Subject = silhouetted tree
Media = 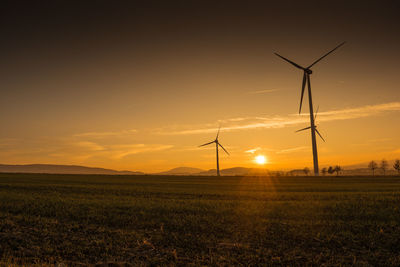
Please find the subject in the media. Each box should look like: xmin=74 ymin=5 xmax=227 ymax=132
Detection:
xmin=303 ymin=167 xmax=310 ymax=176
xmin=328 ymin=166 xmax=334 ymax=175
xmin=380 ymin=159 xmax=388 ymax=176
xmin=321 ymin=167 xmax=327 ymax=176
xmin=368 ymin=161 xmax=378 ymax=176
xmin=394 ymin=159 xmax=400 ymax=175
xmin=334 ymin=165 xmax=342 ymax=176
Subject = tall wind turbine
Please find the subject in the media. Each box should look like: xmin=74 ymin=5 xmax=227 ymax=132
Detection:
xmin=275 ymin=42 xmax=345 ymax=176
xmin=199 ymin=126 xmax=229 ymax=176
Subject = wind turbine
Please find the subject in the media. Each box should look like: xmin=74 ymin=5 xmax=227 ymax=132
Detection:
xmin=275 ymin=42 xmax=345 ymax=176
xmin=199 ymin=126 xmax=229 ymax=176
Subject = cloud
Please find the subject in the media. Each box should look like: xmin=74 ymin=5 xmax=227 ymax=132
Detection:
xmin=276 ymin=146 xmax=309 ymax=154
xmin=245 ymin=147 xmax=261 ymax=154
xmin=247 ymin=89 xmax=279 ymax=94
xmin=74 ymin=129 xmax=137 ymax=138
xmin=158 ymin=102 xmax=400 ymax=135
xmin=308 ymin=102 xmax=400 ymax=121
xmin=0 ymin=138 xmax=20 ymax=147
xmin=74 ymin=141 xmax=105 ymax=151
xmin=67 ymin=143 xmax=174 ymax=160
xmin=159 ymin=117 xmax=306 ymax=135
xmin=0 ymin=136 xmax=173 ymax=164
xmin=392 ymin=148 xmax=400 ymax=154
xmin=111 ymin=144 xmax=173 ymax=159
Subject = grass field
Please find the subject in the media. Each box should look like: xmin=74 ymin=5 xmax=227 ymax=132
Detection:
xmin=1 ymin=173 xmax=400 ymax=266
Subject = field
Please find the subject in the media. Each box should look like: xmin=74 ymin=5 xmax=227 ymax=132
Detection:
xmin=1 ymin=173 xmax=400 ymax=266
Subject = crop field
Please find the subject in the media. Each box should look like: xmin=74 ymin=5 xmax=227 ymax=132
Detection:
xmin=1 ymin=173 xmax=400 ymax=266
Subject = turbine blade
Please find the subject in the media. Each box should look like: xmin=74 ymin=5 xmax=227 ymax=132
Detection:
xmin=295 ymin=126 xmax=311 ymax=132
xmin=315 ymin=129 xmax=326 ymax=142
xmin=216 ymin=125 xmax=221 ymax=139
xmin=315 ymin=105 xmax=319 ymax=121
xmin=218 ymin=143 xmax=230 ymax=155
xmin=299 ymin=72 xmax=306 ymax=114
xmin=307 ymin=42 xmax=346 ymax=69
xmin=199 ymin=141 xmax=215 ymax=147
xmin=274 ymin=53 xmax=305 ymax=70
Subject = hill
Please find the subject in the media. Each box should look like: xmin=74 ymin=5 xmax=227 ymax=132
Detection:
xmin=0 ymin=164 xmax=143 ymax=175
xmin=155 ymin=167 xmax=205 ymax=175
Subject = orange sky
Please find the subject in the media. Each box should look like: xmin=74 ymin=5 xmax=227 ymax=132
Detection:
xmin=1 ymin=1 xmax=399 ymax=172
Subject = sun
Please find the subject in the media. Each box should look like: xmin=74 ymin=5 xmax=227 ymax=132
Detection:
xmin=255 ymin=155 xmax=267 ymax=165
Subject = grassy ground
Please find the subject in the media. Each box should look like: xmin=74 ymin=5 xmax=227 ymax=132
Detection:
xmin=0 ymin=173 xmax=400 ymax=266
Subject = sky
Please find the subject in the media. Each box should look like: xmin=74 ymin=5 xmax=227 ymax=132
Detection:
xmin=1 ymin=0 xmax=400 ymax=172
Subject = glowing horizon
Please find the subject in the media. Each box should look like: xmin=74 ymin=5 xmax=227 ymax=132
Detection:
xmin=1 ymin=100 xmax=399 ymax=172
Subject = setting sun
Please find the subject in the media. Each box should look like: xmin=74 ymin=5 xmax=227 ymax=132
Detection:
xmin=255 ymin=155 xmax=267 ymax=165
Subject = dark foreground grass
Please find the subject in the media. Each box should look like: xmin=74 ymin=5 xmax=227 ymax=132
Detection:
xmin=1 ymin=173 xmax=400 ymax=266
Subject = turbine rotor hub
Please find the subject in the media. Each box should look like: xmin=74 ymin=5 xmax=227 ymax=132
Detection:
xmin=306 ymin=69 xmax=313 ymax=74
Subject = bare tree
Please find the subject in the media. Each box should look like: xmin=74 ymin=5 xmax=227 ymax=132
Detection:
xmin=321 ymin=167 xmax=327 ymax=176
xmin=394 ymin=159 xmax=400 ymax=175
xmin=368 ymin=161 xmax=378 ymax=176
xmin=303 ymin=167 xmax=310 ymax=176
xmin=381 ymin=159 xmax=388 ymax=176
xmin=334 ymin=165 xmax=342 ymax=176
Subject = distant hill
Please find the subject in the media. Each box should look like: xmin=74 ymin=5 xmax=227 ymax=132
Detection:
xmin=1 ymin=163 xmax=398 ymax=177
xmin=155 ymin=167 xmax=205 ymax=175
xmin=0 ymin=164 xmax=143 ymax=175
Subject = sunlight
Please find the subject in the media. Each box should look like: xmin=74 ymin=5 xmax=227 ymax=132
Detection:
xmin=255 ymin=155 xmax=267 ymax=165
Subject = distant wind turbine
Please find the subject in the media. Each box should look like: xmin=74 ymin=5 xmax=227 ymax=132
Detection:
xmin=199 ymin=126 xmax=229 ymax=176
xmin=275 ymin=42 xmax=345 ymax=176
xmin=296 ymin=106 xmax=325 ymax=142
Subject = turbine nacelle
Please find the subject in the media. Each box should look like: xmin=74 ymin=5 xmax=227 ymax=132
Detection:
xmin=275 ymin=42 xmax=345 ymax=114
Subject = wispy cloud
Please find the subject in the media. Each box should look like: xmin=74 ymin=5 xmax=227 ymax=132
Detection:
xmin=71 ymin=143 xmax=174 ymax=160
xmin=276 ymin=146 xmax=309 ymax=154
xmin=392 ymin=148 xmax=400 ymax=154
xmin=308 ymin=102 xmax=400 ymax=121
xmin=74 ymin=141 xmax=105 ymax=151
xmin=245 ymin=147 xmax=261 ymax=154
xmin=247 ymin=89 xmax=279 ymax=94
xmin=74 ymin=129 xmax=137 ymax=138
xmin=0 ymin=138 xmax=19 ymax=147
xmin=0 ymin=137 xmax=173 ymax=164
xmin=158 ymin=102 xmax=400 ymax=135
xmin=111 ymin=144 xmax=173 ymax=159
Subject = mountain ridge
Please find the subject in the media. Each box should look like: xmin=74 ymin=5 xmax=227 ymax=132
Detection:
xmin=154 ymin=167 xmax=205 ymax=175
xmin=1 ymin=162 xmax=399 ymax=176
xmin=0 ymin=164 xmax=143 ymax=175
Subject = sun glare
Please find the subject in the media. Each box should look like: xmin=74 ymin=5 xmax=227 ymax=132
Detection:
xmin=255 ymin=155 xmax=267 ymax=165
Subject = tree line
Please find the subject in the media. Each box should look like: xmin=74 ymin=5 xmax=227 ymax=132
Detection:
xmin=303 ymin=166 xmax=342 ymax=176
xmin=300 ymin=159 xmax=400 ymax=176
xmin=368 ymin=159 xmax=400 ymax=176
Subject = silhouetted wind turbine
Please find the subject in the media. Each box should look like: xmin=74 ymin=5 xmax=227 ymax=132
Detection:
xmin=275 ymin=42 xmax=345 ymax=176
xmin=199 ymin=126 xmax=229 ymax=176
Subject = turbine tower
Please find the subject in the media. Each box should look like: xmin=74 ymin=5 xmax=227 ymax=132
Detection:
xmin=275 ymin=42 xmax=345 ymax=176
xmin=199 ymin=126 xmax=229 ymax=176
